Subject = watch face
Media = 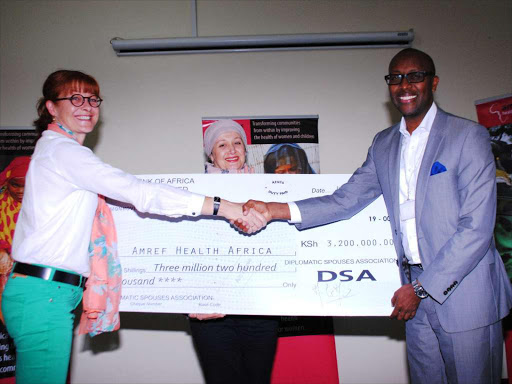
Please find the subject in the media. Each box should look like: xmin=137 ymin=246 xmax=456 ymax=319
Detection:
xmin=413 ymin=280 xmax=428 ymax=299
xmin=416 ymin=286 xmax=428 ymax=299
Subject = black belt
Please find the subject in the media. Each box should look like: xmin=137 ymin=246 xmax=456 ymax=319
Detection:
xmin=13 ymin=262 xmax=86 ymax=288
xmin=410 ymin=263 xmax=423 ymax=270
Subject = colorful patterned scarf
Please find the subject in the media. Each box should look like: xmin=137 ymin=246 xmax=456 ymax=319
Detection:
xmin=47 ymin=123 xmax=122 ymax=336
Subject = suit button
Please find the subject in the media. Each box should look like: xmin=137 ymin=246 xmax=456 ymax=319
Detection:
xmin=454 ymin=281 xmax=458 ymax=285
xmin=444 ymin=291 xmax=448 ymax=295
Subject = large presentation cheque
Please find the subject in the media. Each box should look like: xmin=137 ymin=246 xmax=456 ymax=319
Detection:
xmin=114 ymin=174 xmax=400 ymax=316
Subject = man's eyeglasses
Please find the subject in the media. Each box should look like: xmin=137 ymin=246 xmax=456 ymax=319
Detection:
xmin=384 ymin=71 xmax=434 ymax=85
xmin=55 ymin=94 xmax=103 ymax=108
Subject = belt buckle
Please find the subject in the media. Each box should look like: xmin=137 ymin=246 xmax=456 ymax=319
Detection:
xmin=41 ymin=268 xmax=52 ymax=281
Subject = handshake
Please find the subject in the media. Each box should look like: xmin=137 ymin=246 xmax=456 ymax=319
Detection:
xmin=213 ymin=198 xmax=290 ymax=234
xmin=190 ymin=197 xmax=289 ymax=321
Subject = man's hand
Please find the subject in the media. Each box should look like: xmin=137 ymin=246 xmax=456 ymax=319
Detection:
xmin=232 ymin=208 xmax=268 ymax=233
xmin=218 ymin=200 xmax=267 ymax=234
xmin=390 ymin=284 xmax=421 ymax=321
xmin=189 ymin=313 xmax=226 ymax=321
xmin=243 ymin=200 xmax=273 ymax=222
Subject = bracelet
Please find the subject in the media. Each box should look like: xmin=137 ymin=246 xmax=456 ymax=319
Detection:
xmin=213 ymin=196 xmax=221 ymax=216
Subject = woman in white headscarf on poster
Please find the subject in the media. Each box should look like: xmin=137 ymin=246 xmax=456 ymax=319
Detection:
xmin=203 ymin=119 xmax=254 ymax=174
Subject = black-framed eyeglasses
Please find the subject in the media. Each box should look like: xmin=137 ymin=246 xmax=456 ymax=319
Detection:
xmin=55 ymin=94 xmax=103 ymax=108
xmin=384 ymin=71 xmax=434 ymax=85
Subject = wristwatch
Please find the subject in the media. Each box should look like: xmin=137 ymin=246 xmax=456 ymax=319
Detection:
xmin=212 ymin=196 xmax=221 ymax=216
xmin=412 ymin=279 xmax=428 ymax=299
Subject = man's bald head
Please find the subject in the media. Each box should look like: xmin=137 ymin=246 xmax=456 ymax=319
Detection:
xmin=389 ymin=48 xmax=436 ymax=75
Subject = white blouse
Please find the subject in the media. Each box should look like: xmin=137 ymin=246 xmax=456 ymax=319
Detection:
xmin=12 ymin=130 xmax=205 ymax=276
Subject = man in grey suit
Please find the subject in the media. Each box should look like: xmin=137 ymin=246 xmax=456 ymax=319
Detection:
xmin=243 ymin=48 xmax=512 ymax=383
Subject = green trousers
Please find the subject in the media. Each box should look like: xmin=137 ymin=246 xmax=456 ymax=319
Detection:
xmin=2 ymin=272 xmax=83 ymax=384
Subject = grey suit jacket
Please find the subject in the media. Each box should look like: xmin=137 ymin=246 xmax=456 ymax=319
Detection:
xmin=296 ymin=108 xmax=512 ymax=333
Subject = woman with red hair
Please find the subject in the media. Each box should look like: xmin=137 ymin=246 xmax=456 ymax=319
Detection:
xmin=2 ymin=70 xmax=265 ymax=384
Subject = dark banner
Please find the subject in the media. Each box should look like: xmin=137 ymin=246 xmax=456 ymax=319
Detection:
xmin=0 ymin=129 xmax=37 ymax=170
xmin=0 ymin=127 xmax=36 ymax=379
xmin=277 ymin=316 xmax=334 ymax=337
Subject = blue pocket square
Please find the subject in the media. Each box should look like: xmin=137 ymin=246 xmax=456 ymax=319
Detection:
xmin=430 ymin=161 xmax=447 ymax=176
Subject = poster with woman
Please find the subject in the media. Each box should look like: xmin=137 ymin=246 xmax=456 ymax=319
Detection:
xmin=201 ymin=116 xmax=339 ymax=384
xmin=202 ymin=116 xmax=320 ymax=175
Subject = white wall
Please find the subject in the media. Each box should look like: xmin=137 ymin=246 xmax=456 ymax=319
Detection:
xmin=1 ymin=1 xmax=511 ymax=383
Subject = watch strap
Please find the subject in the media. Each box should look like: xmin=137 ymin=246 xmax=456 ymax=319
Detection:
xmin=213 ymin=196 xmax=221 ymax=216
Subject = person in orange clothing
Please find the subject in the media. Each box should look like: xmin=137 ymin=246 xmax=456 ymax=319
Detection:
xmin=0 ymin=156 xmax=31 ymax=323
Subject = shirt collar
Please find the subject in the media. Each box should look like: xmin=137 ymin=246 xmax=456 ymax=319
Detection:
xmin=399 ymin=102 xmax=438 ymax=137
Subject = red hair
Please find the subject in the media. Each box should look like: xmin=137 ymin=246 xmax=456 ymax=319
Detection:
xmin=34 ymin=70 xmax=101 ymax=133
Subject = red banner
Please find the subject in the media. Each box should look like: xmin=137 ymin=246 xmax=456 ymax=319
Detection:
xmin=475 ymin=94 xmax=512 ymax=128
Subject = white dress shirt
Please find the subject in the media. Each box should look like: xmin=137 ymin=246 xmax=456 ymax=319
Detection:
xmin=399 ymin=102 xmax=437 ymax=264
xmin=288 ymin=103 xmax=438 ymax=265
xmin=12 ymin=130 xmax=205 ymax=276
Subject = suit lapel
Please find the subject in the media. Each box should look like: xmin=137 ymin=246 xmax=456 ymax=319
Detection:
xmin=388 ymin=125 xmax=402 ymax=229
xmin=415 ymin=109 xmax=447 ymax=223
